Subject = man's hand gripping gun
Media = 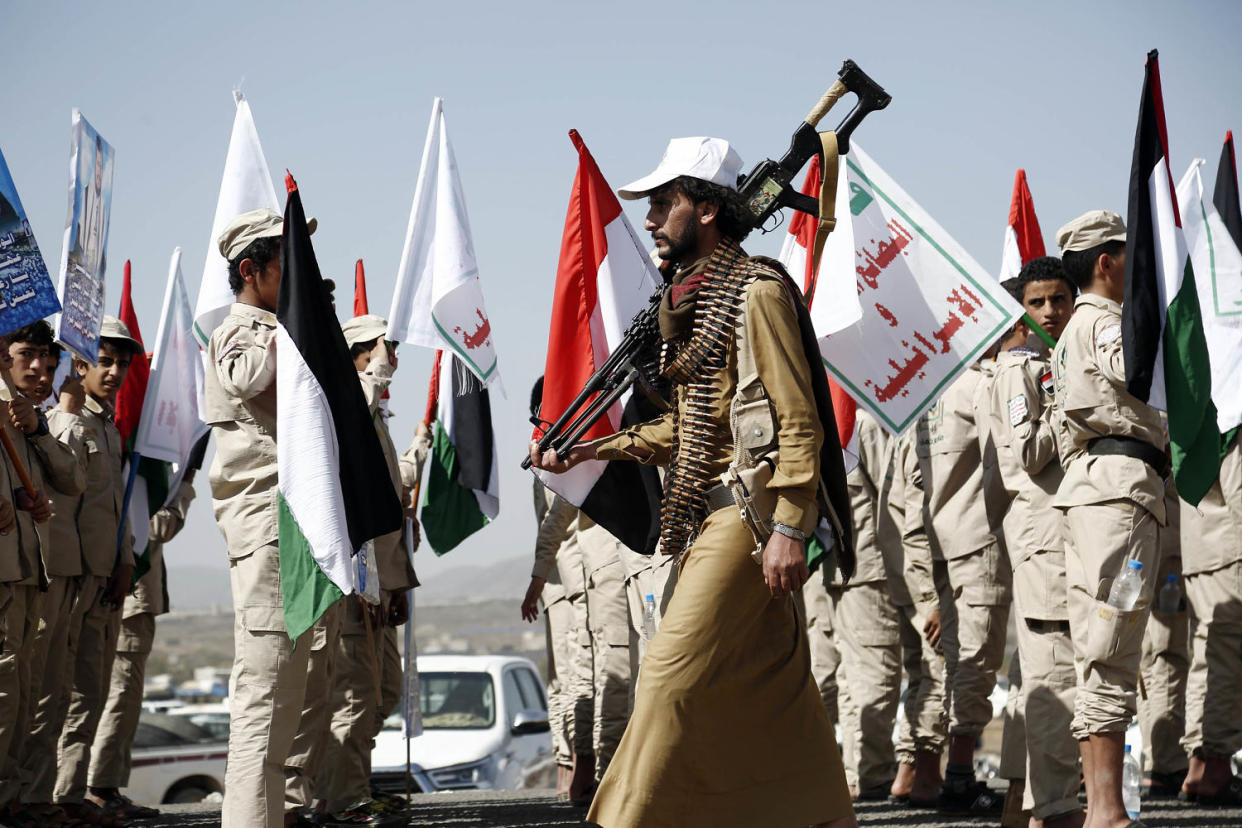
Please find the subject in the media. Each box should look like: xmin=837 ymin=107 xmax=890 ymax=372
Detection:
xmin=521 ymin=59 xmax=891 ymax=469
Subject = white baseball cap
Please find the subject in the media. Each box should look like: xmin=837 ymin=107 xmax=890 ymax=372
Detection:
xmin=618 ymin=137 xmax=744 ymax=201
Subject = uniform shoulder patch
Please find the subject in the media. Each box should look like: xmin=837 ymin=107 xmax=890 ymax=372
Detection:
xmin=1095 ymin=323 xmax=1122 ymax=348
xmin=1007 ymin=394 xmax=1030 ymax=427
xmin=1040 ymin=370 xmax=1054 ymax=396
xmin=1009 ymin=346 xmax=1038 ymax=358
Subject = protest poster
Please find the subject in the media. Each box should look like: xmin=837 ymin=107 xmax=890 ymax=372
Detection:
xmin=818 ymin=144 xmax=1023 ymax=435
xmin=0 ymin=146 xmax=62 ymax=336
xmin=56 ymin=109 xmax=115 ymax=362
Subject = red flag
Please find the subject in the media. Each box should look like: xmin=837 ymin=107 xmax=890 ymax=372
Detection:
xmin=783 ymin=155 xmax=823 ymax=299
xmin=998 ymin=169 xmax=1046 ymax=281
xmin=353 ymin=259 xmax=369 ymax=317
xmin=114 ymin=260 xmax=151 ymax=446
xmin=536 ymin=129 xmax=664 ymax=554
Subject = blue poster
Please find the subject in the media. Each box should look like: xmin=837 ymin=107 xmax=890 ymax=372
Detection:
xmin=0 ymin=146 xmax=62 ymax=337
xmin=55 ymin=109 xmax=114 ymax=363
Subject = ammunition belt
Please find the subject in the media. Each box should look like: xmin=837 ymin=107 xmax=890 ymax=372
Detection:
xmin=657 ymin=239 xmax=767 ymax=558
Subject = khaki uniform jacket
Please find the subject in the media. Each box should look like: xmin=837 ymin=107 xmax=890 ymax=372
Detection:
xmin=45 ymin=395 xmax=132 ymax=577
xmin=535 ymin=493 xmax=584 ymax=602
xmin=880 ymin=433 xmax=938 ymax=612
xmin=1050 ymin=293 xmax=1166 ymax=523
xmin=44 ymin=410 xmax=90 ymax=577
xmin=124 ymin=480 xmax=197 ymax=618
xmin=358 ymin=358 xmax=417 ymax=593
xmin=0 ymin=406 xmax=52 ymax=585
xmin=204 ymin=303 xmax=278 ymax=558
xmin=988 ymin=348 xmax=1064 ymax=562
xmin=596 ymin=275 xmax=824 ymax=535
xmin=827 ymin=410 xmax=889 ymax=586
xmin=915 ymin=363 xmax=1006 ymax=560
xmin=0 ymin=436 xmax=25 ymax=584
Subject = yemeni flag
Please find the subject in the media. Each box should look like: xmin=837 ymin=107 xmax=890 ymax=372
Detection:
xmin=276 ymin=173 xmax=403 ymax=640
xmin=778 ymin=154 xmax=862 ymax=474
xmin=353 ymin=259 xmax=369 ymax=316
xmin=533 ymin=130 xmax=664 ymax=554
xmin=1121 ymin=50 xmax=1220 ymax=506
xmin=422 ymin=348 xmax=498 ymax=554
xmin=114 ymin=261 xmax=170 ymax=580
xmin=998 ymin=169 xmax=1046 ymax=282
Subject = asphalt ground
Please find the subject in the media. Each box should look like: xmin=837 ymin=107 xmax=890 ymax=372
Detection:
xmin=147 ymin=789 xmax=1242 ymax=827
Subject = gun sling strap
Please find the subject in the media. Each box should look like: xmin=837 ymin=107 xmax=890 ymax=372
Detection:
xmin=805 ymin=131 xmax=840 ymax=306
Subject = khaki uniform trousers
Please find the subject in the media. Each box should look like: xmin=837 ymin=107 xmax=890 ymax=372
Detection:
xmin=1138 ymin=554 xmax=1188 ymax=775
xmin=1012 ymin=550 xmax=1079 ymax=820
xmin=1182 ymin=560 xmax=1242 ymax=758
xmin=223 ymin=543 xmax=311 ymax=828
xmin=88 ymin=612 xmax=156 ymax=789
xmin=544 ymin=595 xmax=574 ymax=767
xmin=285 ymin=599 xmax=342 ymax=811
xmin=0 ymin=583 xmax=40 ymax=808
xmin=55 ymin=575 xmax=119 ymax=805
xmin=583 ymin=551 xmax=631 ymax=780
xmin=803 ymin=579 xmax=842 ymax=726
xmin=1063 ymin=501 xmax=1160 ymax=739
xmin=893 ymin=602 xmax=947 ymax=763
xmin=937 ymin=541 xmax=1011 ymax=737
xmin=999 ymin=652 xmax=1024 ymax=781
xmin=20 ymin=575 xmax=78 ymax=804
xmin=319 ymin=599 xmax=391 ymax=813
xmin=621 ymin=549 xmax=678 ymax=681
xmin=829 ymin=582 xmax=901 ymax=793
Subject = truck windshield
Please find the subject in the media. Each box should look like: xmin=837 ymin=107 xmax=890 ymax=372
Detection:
xmin=419 ymin=672 xmax=496 ymax=729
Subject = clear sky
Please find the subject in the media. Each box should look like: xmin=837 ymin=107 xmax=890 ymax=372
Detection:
xmin=3 ymin=1 xmax=1241 ymax=592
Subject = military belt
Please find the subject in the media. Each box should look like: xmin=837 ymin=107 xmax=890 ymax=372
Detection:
xmin=1086 ymin=435 xmax=1169 ymax=476
xmin=702 ymin=484 xmax=736 ymax=516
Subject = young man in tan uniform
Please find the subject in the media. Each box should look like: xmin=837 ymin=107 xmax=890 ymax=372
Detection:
xmin=0 ymin=330 xmax=56 ymax=825
xmin=86 ymin=474 xmax=197 ymax=818
xmin=989 ymin=261 xmax=1083 ymax=828
xmin=1052 ymin=210 xmax=1166 ymax=828
xmin=883 ymin=431 xmax=946 ymax=805
xmin=51 ymin=317 xmax=140 ymax=821
xmin=822 ymin=410 xmax=902 ymax=800
xmin=206 ymin=208 xmax=314 ymax=828
xmin=317 ymin=315 xmax=419 ymax=823
xmin=917 ymin=360 xmax=1010 ymax=815
xmin=1178 ymin=432 xmax=1242 ymax=803
xmin=14 ymin=335 xmax=88 ymax=824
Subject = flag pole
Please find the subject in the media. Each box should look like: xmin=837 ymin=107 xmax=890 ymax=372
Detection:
xmin=1022 ymin=312 xmax=1057 ymax=349
xmin=404 ymin=348 xmax=441 ymax=803
xmin=117 ymin=451 xmax=140 ymax=562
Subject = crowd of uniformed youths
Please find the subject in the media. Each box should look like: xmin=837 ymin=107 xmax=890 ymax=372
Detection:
xmin=0 ymin=208 xmax=428 ymax=828
xmin=529 ymin=209 xmax=1242 ymax=828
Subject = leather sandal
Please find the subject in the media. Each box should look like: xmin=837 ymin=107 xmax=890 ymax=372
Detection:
xmin=1196 ymin=774 xmax=1242 ymax=807
xmin=88 ymin=791 xmax=159 ymax=820
xmin=937 ymin=778 xmax=1004 ymax=815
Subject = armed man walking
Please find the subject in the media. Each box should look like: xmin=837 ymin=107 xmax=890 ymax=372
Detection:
xmin=1053 ymin=210 xmax=1166 ymax=828
xmin=530 ymin=136 xmax=856 ymax=828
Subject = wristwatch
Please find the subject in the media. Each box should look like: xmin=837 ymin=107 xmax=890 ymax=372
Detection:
xmin=771 ymin=522 xmax=805 ymax=541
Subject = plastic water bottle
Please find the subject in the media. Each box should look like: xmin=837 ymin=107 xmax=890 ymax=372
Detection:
xmin=1157 ymin=574 xmax=1181 ymax=613
xmin=643 ymin=593 xmax=658 ymax=641
xmin=1123 ymin=744 xmax=1142 ymax=819
xmin=1107 ymin=560 xmax=1144 ymax=611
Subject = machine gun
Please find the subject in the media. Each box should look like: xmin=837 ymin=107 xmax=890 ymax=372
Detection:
xmin=523 ymin=60 xmax=891 ymax=468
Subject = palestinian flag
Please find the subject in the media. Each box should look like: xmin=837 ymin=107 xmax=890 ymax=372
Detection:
xmin=533 ymin=130 xmax=663 ymax=555
xmin=998 ymin=169 xmax=1046 ymax=282
xmin=1121 ymin=50 xmax=1220 ymax=506
xmin=277 ymin=173 xmax=403 ymax=640
xmin=423 ymin=348 xmax=498 ymax=555
xmin=114 ymin=261 xmax=170 ymax=580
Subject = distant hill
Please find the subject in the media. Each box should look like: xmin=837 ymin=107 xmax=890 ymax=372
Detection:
xmin=415 ymin=554 xmax=531 ymax=606
xmin=166 ymin=554 xmax=531 ymax=612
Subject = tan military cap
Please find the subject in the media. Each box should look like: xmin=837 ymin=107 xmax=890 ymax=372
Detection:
xmin=99 ymin=315 xmax=142 ymax=351
xmin=341 ymin=314 xmax=388 ymax=348
xmin=1056 ymin=210 xmax=1127 ymax=253
xmin=217 ymin=208 xmax=317 ymax=262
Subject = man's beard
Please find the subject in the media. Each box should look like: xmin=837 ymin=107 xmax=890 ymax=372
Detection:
xmin=656 ymin=222 xmax=697 ymax=266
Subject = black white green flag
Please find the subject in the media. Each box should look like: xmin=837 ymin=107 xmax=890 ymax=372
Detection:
xmin=276 ymin=174 xmax=403 ymax=640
